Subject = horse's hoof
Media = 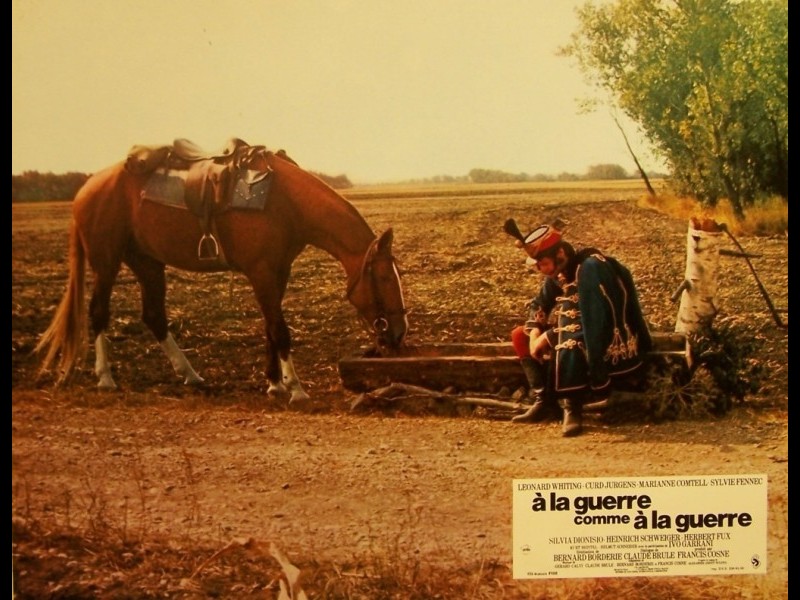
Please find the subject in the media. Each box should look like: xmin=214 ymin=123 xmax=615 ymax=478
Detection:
xmin=289 ymin=390 xmax=311 ymax=407
xmin=97 ymin=377 xmax=118 ymax=391
xmin=267 ymin=383 xmax=290 ymax=400
xmin=183 ymin=373 xmax=205 ymax=386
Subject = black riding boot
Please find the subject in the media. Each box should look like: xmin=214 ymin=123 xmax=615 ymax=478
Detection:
xmin=558 ymin=397 xmax=583 ymax=437
xmin=512 ymin=358 xmax=547 ymax=423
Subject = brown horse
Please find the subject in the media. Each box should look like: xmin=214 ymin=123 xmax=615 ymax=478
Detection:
xmin=35 ymin=141 xmax=409 ymax=403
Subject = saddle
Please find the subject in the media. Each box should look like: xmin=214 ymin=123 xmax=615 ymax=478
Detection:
xmin=126 ymin=138 xmax=273 ymax=261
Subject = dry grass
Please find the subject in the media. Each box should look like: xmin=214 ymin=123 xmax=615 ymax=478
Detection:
xmin=638 ymin=193 xmax=788 ymax=237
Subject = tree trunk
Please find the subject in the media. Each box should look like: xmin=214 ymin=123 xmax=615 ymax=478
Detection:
xmin=675 ymin=218 xmax=723 ymax=333
xmin=613 ymin=114 xmax=656 ymax=196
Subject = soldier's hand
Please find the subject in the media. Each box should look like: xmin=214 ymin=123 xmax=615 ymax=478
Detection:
xmin=530 ymin=332 xmax=551 ymax=363
xmin=527 ymin=328 xmax=541 ymax=356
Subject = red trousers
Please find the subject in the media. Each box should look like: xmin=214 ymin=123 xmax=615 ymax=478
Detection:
xmin=510 ymin=325 xmax=530 ymax=359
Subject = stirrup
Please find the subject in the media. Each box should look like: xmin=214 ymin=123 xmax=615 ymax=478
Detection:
xmin=197 ymin=233 xmax=220 ymax=261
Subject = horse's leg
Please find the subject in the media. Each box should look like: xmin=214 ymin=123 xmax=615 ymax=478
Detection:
xmin=88 ymin=265 xmax=121 ymax=391
xmin=280 ymin=355 xmax=311 ymax=404
xmin=249 ymin=273 xmax=310 ymax=404
xmin=124 ymin=251 xmax=204 ymax=385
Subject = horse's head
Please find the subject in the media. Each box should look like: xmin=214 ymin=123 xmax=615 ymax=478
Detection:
xmin=347 ymin=228 xmax=409 ymax=352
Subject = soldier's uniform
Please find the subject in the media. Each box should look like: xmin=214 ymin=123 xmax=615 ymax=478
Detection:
xmin=524 ymin=247 xmax=652 ymax=398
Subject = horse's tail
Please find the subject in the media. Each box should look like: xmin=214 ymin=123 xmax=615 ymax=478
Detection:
xmin=35 ymin=221 xmax=88 ymax=385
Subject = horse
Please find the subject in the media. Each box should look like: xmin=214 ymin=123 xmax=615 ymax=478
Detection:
xmin=35 ymin=139 xmax=409 ymax=403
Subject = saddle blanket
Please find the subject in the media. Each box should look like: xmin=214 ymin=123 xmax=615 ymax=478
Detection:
xmin=142 ymin=168 xmax=272 ymax=211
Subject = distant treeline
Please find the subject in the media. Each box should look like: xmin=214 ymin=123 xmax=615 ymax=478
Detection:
xmin=402 ymin=164 xmax=667 ymax=186
xmin=11 ymin=170 xmax=354 ymax=202
xmin=467 ymin=164 xmax=647 ymax=183
xmin=12 ymin=171 xmax=91 ymax=202
xmin=12 ymin=163 xmax=653 ymax=201
xmin=311 ymin=172 xmax=353 ymax=190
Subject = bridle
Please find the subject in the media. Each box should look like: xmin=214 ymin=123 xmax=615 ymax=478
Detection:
xmin=346 ymin=248 xmax=408 ymax=340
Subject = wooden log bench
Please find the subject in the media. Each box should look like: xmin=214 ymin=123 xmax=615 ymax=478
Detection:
xmin=338 ymin=332 xmax=691 ymax=397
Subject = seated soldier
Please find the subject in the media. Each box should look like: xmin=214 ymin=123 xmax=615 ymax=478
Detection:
xmin=505 ymin=221 xmax=652 ymax=437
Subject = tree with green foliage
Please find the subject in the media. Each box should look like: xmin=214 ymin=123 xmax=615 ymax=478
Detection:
xmin=561 ymin=0 xmax=787 ymax=219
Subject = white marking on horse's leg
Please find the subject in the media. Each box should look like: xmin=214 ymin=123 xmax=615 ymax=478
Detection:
xmin=94 ymin=333 xmax=118 ymax=391
xmin=281 ymin=355 xmax=310 ymax=404
xmin=160 ymin=333 xmax=204 ymax=385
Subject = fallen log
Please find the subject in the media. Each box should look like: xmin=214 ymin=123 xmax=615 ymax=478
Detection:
xmin=350 ymin=382 xmax=535 ymax=418
xmin=351 ymin=382 xmax=528 ymax=411
xmin=350 ymin=382 xmax=647 ymax=418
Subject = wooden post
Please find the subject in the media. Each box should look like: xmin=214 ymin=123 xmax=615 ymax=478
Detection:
xmin=675 ymin=218 xmax=723 ymax=334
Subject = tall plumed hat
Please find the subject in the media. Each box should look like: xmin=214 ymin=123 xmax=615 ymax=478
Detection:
xmin=503 ymin=218 xmax=562 ymax=257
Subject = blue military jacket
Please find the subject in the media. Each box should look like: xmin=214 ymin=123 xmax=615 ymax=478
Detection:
xmin=524 ymin=248 xmax=652 ymax=395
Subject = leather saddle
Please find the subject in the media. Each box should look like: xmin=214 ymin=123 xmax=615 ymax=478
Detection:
xmin=126 ymin=138 xmax=273 ymax=261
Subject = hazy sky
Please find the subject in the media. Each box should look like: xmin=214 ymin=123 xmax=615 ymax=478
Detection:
xmin=12 ymin=0 xmax=664 ymax=184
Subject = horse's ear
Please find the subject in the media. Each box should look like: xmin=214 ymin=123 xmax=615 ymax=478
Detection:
xmin=376 ymin=228 xmax=394 ymax=253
